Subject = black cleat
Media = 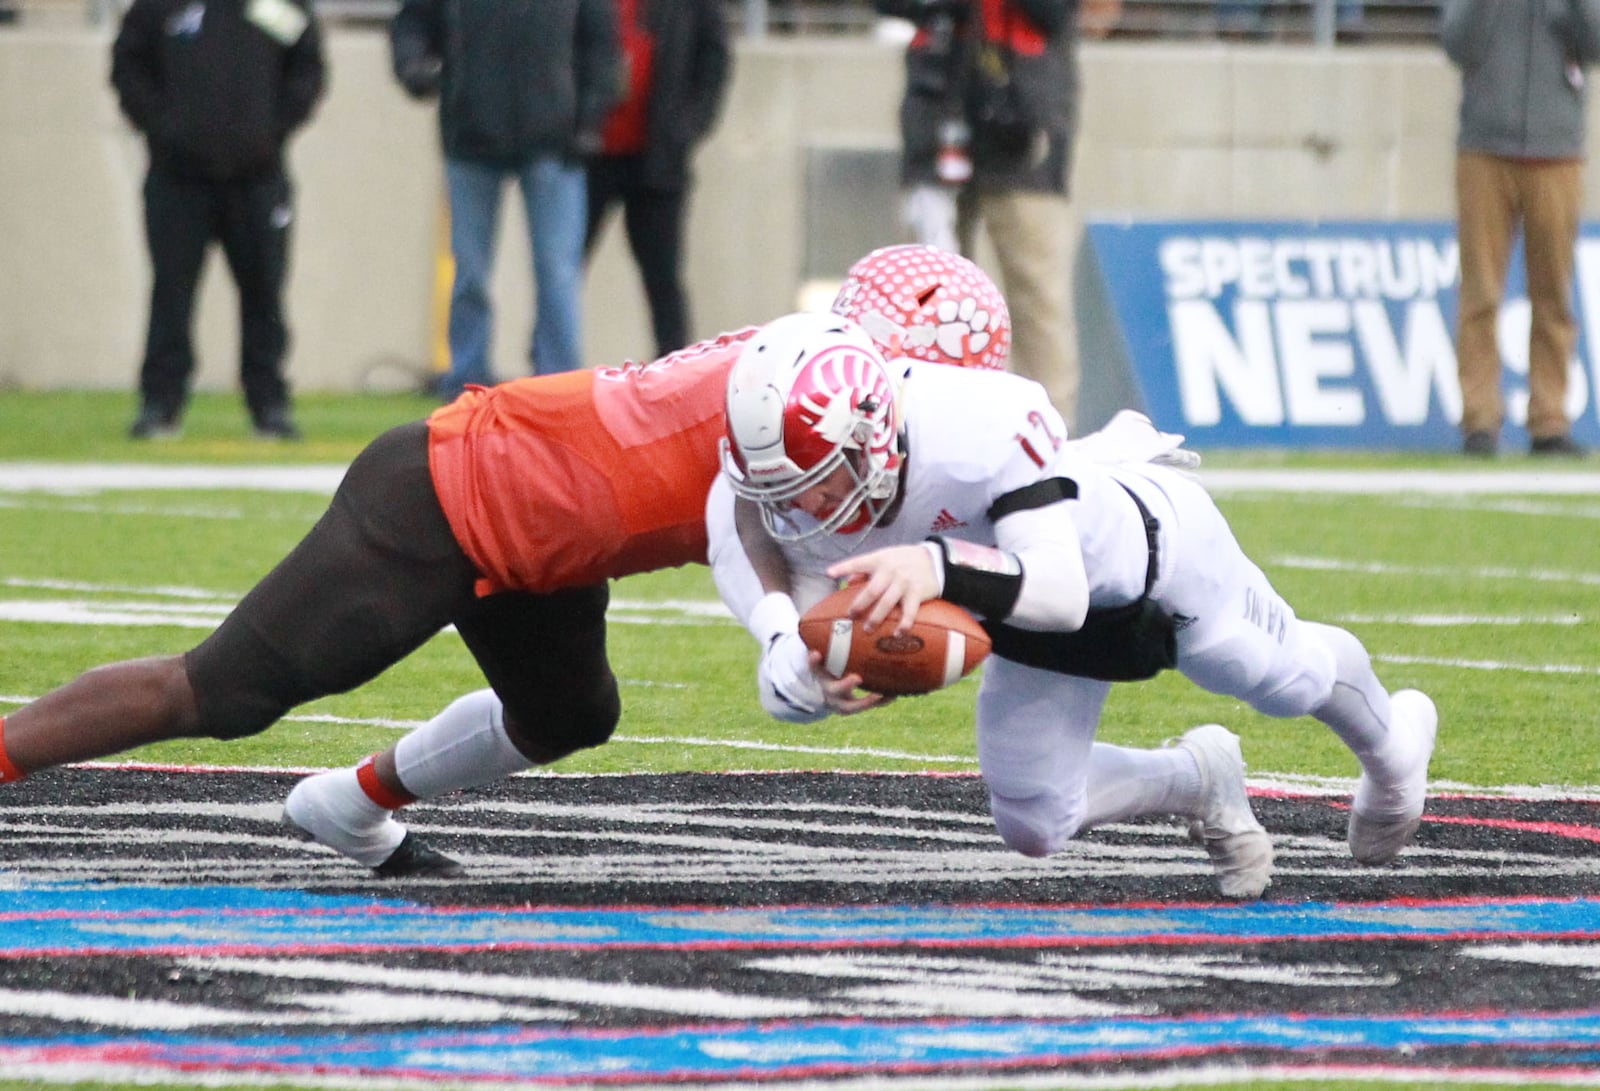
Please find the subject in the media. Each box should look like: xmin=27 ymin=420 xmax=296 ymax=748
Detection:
xmin=253 ymin=409 xmax=304 ymax=441
xmin=1530 ymin=434 xmax=1586 ymax=458
xmin=128 ymin=406 xmax=182 ymax=440
xmin=372 ymin=832 xmax=466 ymax=879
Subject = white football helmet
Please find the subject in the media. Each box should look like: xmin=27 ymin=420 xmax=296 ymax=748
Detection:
xmin=721 ymin=311 xmax=903 ymax=541
xmin=831 ymin=244 xmax=1011 ymax=371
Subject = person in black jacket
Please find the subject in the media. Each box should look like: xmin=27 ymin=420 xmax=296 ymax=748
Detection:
xmin=393 ymin=0 xmax=619 ymax=399
xmin=583 ymin=0 xmax=730 ymax=357
xmin=875 ymin=0 xmax=1118 ymax=432
xmin=112 ymin=0 xmax=325 ymax=440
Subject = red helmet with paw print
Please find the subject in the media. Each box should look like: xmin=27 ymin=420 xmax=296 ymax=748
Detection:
xmin=830 ymin=244 xmax=1010 ymax=371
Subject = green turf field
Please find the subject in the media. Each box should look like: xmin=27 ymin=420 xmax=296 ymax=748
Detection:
xmin=1 ymin=391 xmax=1595 ymax=792
xmin=0 ymin=391 xmax=1596 ymax=1091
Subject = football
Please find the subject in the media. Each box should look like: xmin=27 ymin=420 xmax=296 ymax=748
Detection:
xmin=798 ymin=586 xmax=991 ymax=696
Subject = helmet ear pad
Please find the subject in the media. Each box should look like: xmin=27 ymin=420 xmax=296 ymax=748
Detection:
xmin=830 ymin=244 xmax=1011 ymax=371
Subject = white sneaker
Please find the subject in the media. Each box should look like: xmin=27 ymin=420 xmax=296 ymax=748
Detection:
xmin=1175 ymin=724 xmax=1274 ymax=900
xmin=1348 ymin=689 xmax=1437 ymax=866
xmin=283 ymin=769 xmax=408 ymax=868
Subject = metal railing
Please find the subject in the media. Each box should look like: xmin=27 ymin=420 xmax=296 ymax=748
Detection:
xmin=1 ymin=0 xmax=1439 ymax=45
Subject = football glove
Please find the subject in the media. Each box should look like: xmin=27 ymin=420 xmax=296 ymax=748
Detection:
xmin=750 ymin=592 xmax=830 ymax=723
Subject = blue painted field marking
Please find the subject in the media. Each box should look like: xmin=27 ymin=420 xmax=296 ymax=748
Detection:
xmin=6 ymin=885 xmax=1600 ymax=958
xmin=7 ymin=1011 xmax=1600 ymax=1082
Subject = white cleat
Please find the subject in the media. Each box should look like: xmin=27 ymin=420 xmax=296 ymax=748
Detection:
xmin=1176 ymin=724 xmax=1274 ymax=900
xmin=1348 ymin=689 xmax=1438 ymax=866
xmin=283 ymin=769 xmax=408 ymax=869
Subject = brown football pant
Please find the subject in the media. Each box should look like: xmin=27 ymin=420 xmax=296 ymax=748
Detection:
xmin=1454 ymin=150 xmax=1582 ymax=441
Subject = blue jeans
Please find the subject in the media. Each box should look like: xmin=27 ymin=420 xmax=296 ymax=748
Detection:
xmin=442 ymin=154 xmax=586 ymax=397
xmin=1217 ymin=0 xmax=1362 ymax=33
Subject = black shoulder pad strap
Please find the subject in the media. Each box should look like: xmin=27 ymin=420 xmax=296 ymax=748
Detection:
xmin=986 ymin=477 xmax=1078 ymax=524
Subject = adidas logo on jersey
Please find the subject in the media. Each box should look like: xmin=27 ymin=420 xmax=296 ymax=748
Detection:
xmin=929 ymin=509 xmax=967 ymax=533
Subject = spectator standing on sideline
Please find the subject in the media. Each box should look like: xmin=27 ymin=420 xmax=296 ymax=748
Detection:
xmin=961 ymin=0 xmax=1117 ymax=432
xmin=876 ymin=0 xmax=1118 ymax=431
xmin=111 ymin=0 xmax=324 ymax=440
xmin=877 ymin=0 xmax=972 ymax=253
xmin=1443 ymin=0 xmax=1600 ymax=459
xmin=584 ymin=0 xmax=730 ymax=358
xmin=392 ymin=0 xmax=619 ymax=400
xmin=1217 ymin=0 xmax=1363 ymax=41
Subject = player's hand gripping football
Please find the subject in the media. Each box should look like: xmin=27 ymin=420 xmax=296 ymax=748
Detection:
xmin=807 ymin=652 xmax=894 ymax=716
xmin=825 ymin=545 xmax=941 ymax=636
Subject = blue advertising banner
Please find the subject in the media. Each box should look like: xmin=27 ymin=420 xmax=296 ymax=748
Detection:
xmin=1080 ymin=220 xmax=1600 ymax=449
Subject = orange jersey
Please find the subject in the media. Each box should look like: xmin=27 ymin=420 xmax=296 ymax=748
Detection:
xmin=427 ymin=329 xmax=755 ymax=595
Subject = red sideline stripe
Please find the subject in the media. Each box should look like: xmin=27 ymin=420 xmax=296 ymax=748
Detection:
xmin=1319 ymin=795 xmax=1600 ymax=844
xmin=1422 ymin=812 xmax=1600 ymax=844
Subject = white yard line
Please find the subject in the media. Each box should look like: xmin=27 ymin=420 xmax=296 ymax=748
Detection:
xmin=0 ymin=463 xmax=348 ymax=494
xmin=1201 ymin=468 xmax=1600 ymax=495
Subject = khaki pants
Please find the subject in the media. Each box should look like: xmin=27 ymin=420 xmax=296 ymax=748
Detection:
xmin=960 ymin=190 xmax=1079 ymax=429
xmin=1454 ymin=150 xmax=1582 ymax=440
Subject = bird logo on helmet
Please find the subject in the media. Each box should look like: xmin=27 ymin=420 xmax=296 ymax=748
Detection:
xmin=721 ymin=312 xmax=903 ymax=541
xmin=831 ymin=244 xmax=1010 ymax=371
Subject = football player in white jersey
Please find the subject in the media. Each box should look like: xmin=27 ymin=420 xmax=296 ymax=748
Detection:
xmin=714 ymin=311 xmax=1440 ymax=900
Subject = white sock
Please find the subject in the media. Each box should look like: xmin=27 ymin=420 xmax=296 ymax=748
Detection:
xmin=1304 ymin=622 xmax=1403 ymax=784
xmin=394 ymin=688 xmax=532 ymax=799
xmin=1082 ymin=742 xmax=1202 ymax=827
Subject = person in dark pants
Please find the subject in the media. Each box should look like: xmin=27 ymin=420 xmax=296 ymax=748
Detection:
xmin=112 ymin=0 xmax=325 ymax=440
xmin=583 ymin=0 xmax=729 ymax=357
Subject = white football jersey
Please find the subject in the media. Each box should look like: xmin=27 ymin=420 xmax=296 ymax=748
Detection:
xmin=774 ymin=362 xmax=1151 ymax=612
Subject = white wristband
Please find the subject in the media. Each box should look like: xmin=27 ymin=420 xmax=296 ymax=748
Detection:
xmin=748 ymin=591 xmax=801 ymax=645
xmin=922 ymin=541 xmax=947 ymax=596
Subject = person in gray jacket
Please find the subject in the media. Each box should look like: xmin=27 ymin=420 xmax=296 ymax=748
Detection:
xmin=1442 ymin=0 xmax=1600 ymax=458
xmin=392 ymin=0 xmax=619 ymax=399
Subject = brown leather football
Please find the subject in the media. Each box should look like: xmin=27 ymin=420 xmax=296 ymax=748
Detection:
xmin=798 ymin=586 xmax=991 ymax=696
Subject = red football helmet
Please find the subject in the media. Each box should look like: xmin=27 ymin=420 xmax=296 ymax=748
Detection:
xmin=831 ymin=244 xmax=1010 ymax=370
xmin=721 ymin=312 xmax=902 ymax=540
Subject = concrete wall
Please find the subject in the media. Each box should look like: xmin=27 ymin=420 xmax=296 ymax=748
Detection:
xmin=0 ymin=30 xmax=1578 ymax=392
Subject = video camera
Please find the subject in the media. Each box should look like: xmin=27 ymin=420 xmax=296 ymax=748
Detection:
xmin=904 ymin=0 xmax=972 ymax=99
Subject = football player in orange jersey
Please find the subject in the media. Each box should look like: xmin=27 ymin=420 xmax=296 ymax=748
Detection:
xmin=0 ymin=327 xmax=758 ymax=875
xmin=0 ymin=246 xmax=1020 ymax=878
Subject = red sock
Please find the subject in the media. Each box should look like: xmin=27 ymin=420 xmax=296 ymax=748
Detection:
xmin=355 ymin=755 xmax=414 ymax=811
xmin=0 ymin=717 xmax=25 ymax=783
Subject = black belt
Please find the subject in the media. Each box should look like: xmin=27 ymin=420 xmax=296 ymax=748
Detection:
xmin=982 ymin=483 xmax=1176 ymax=682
